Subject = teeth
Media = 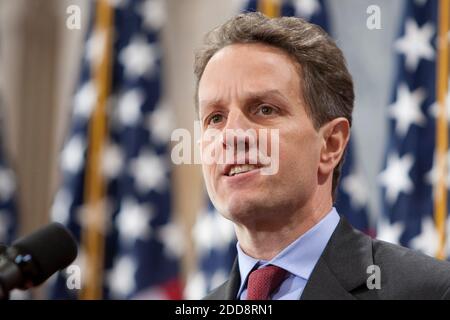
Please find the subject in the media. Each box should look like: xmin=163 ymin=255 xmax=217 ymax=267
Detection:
xmin=228 ymin=164 xmax=258 ymax=176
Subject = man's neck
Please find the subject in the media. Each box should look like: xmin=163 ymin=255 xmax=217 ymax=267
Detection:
xmin=234 ymin=200 xmax=332 ymax=260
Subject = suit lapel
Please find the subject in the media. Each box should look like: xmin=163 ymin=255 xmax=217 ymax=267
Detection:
xmin=301 ymin=217 xmax=374 ymax=300
xmin=223 ymin=259 xmax=241 ymax=299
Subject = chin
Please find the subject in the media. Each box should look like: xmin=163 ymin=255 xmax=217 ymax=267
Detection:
xmin=222 ymin=195 xmax=274 ymax=224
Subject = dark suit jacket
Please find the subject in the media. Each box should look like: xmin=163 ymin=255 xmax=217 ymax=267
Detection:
xmin=204 ymin=217 xmax=450 ymax=300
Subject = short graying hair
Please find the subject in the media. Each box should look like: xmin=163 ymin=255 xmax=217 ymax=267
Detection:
xmin=194 ymin=12 xmax=354 ymax=200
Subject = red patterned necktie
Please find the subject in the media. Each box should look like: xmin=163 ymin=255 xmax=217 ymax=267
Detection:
xmin=246 ymin=265 xmax=287 ymax=300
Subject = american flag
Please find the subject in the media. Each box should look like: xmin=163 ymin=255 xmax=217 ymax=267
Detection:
xmin=378 ymin=0 xmax=449 ymax=259
xmin=186 ymin=0 xmax=371 ymax=299
xmin=50 ymin=0 xmax=182 ymax=299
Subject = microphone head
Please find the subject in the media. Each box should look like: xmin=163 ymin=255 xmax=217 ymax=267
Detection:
xmin=11 ymin=222 xmax=78 ymax=286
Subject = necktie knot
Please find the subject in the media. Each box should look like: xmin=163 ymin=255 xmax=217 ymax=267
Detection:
xmin=246 ymin=265 xmax=287 ymax=300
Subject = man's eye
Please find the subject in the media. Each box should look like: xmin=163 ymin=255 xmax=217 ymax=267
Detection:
xmin=257 ymin=105 xmax=275 ymax=116
xmin=208 ymin=114 xmax=223 ymax=124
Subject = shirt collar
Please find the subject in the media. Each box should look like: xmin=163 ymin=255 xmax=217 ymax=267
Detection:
xmin=236 ymin=207 xmax=340 ymax=296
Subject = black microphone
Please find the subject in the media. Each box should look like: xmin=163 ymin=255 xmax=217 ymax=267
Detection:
xmin=0 ymin=222 xmax=78 ymax=299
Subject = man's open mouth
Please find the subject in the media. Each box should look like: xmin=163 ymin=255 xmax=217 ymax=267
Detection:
xmin=224 ymin=164 xmax=261 ymax=177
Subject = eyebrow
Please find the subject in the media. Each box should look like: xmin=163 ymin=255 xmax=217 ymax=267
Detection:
xmin=199 ymin=89 xmax=289 ymax=112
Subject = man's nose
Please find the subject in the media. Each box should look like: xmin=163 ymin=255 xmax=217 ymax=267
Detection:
xmin=221 ymin=130 xmax=252 ymax=151
xmin=221 ymin=111 xmax=257 ymax=159
xmin=222 ymin=111 xmax=246 ymax=145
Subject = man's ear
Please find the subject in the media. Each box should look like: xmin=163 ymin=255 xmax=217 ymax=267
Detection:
xmin=318 ymin=117 xmax=350 ymax=176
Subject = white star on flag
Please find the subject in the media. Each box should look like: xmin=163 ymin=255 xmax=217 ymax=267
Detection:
xmin=341 ymin=169 xmax=369 ymax=209
xmin=138 ymin=0 xmax=166 ymax=31
xmin=116 ymin=198 xmax=153 ymax=244
xmin=193 ymin=213 xmax=215 ymax=254
xmin=108 ymin=255 xmax=137 ymax=298
xmin=85 ymin=30 xmax=106 ymax=67
xmin=119 ymin=36 xmax=159 ymax=79
xmin=379 ymin=152 xmax=414 ymax=205
xmin=117 ymin=89 xmax=145 ymax=127
xmin=395 ymin=18 xmax=435 ymax=72
xmin=73 ymin=81 xmax=97 ymax=119
xmin=193 ymin=210 xmax=235 ymax=255
xmin=51 ymin=189 xmax=72 ymax=226
xmin=146 ymin=100 xmax=175 ymax=145
xmin=377 ymin=218 xmax=404 ymax=245
xmin=410 ymin=216 xmax=440 ymax=257
xmin=101 ymin=142 xmax=125 ymax=180
xmin=389 ymin=83 xmax=427 ymax=137
xmin=293 ymin=0 xmax=321 ymax=19
xmin=156 ymin=222 xmax=185 ymax=259
xmin=60 ymin=134 xmax=86 ymax=174
xmin=184 ymin=272 xmax=207 ymax=300
xmin=185 ymin=207 xmax=235 ymax=299
xmin=130 ymin=149 xmax=168 ymax=194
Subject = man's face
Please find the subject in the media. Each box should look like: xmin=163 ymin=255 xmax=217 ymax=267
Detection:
xmin=198 ymin=43 xmax=323 ymax=225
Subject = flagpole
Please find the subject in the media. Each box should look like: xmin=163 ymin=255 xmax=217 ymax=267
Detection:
xmin=434 ymin=0 xmax=449 ymax=261
xmin=258 ymin=0 xmax=281 ymax=18
xmin=80 ymin=0 xmax=114 ymax=299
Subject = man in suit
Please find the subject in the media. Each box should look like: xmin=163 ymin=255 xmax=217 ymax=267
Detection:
xmin=193 ymin=12 xmax=450 ymax=300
